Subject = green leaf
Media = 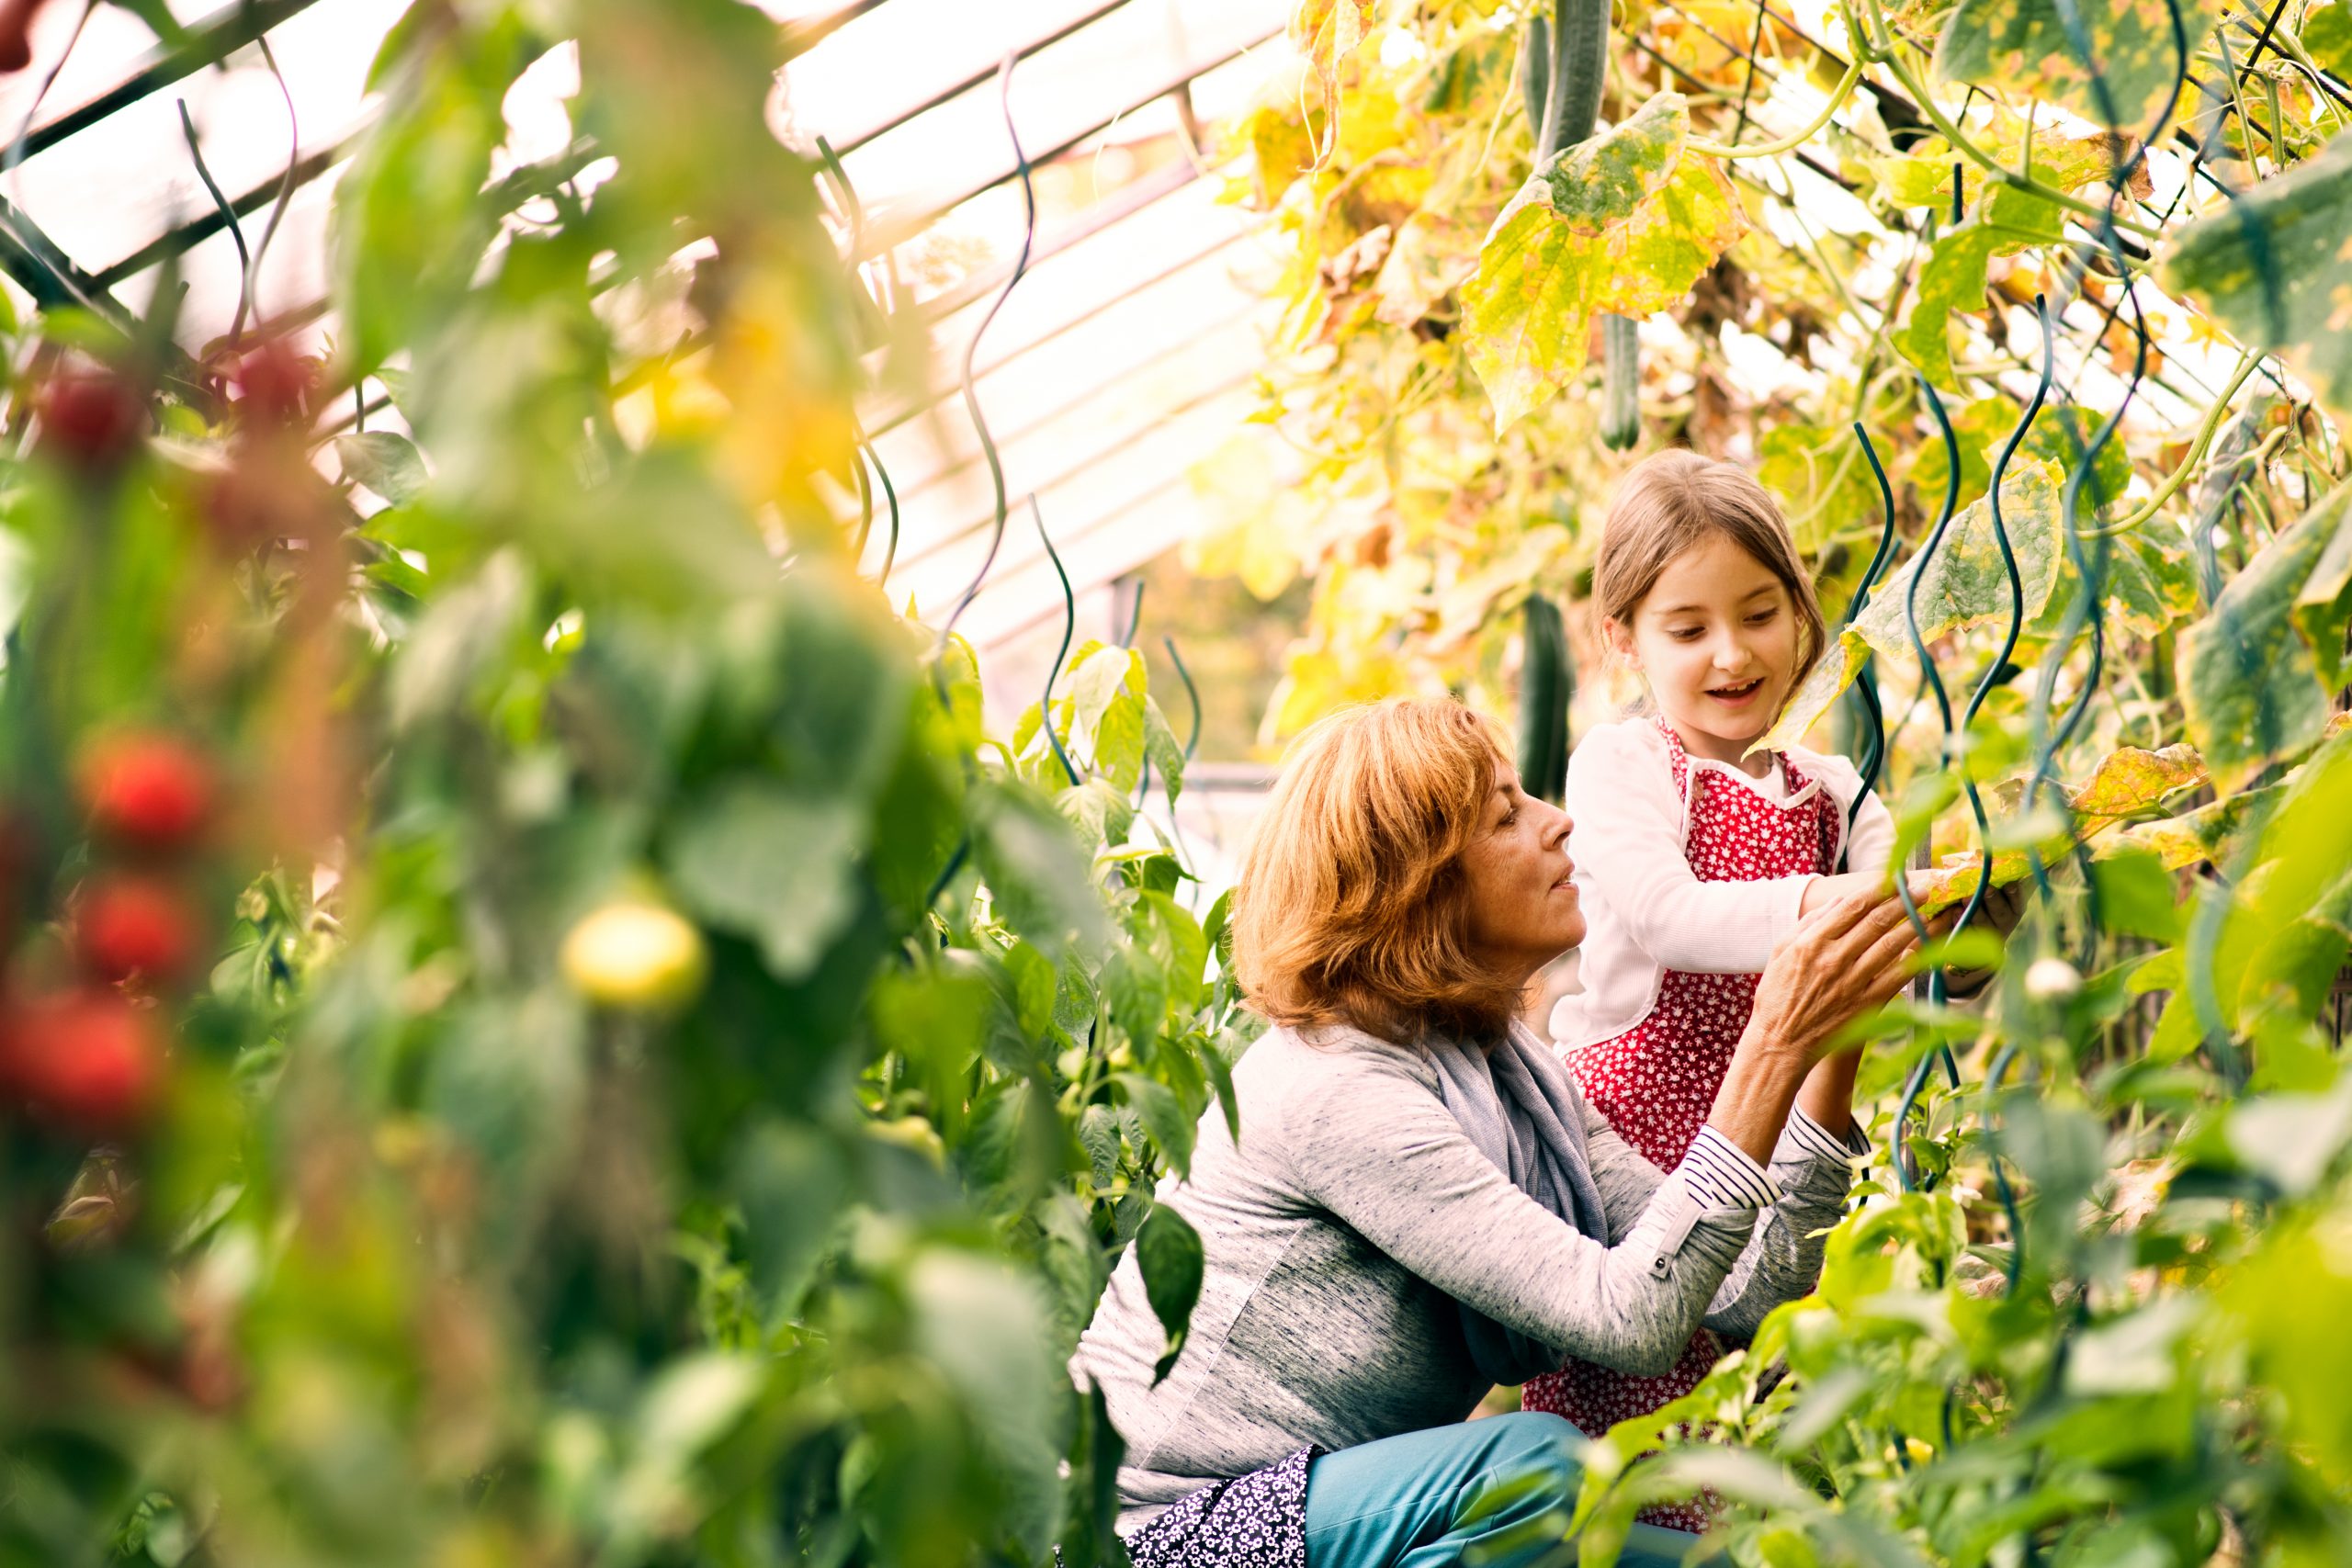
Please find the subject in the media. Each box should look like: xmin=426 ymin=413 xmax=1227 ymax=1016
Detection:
xmin=666 ymin=784 xmax=865 ymax=980
xmin=729 ymin=1120 xmax=849 ymax=1317
xmin=1757 ymin=422 xmax=1886 ymax=557
xmin=1144 ymin=695 xmax=1187 ymax=807
xmin=1932 ymin=0 xmax=2222 ymax=130
xmin=104 ymin=0 xmax=188 ymax=47
xmin=1002 ymin=941 xmax=1059 ymax=1038
xmin=1913 ymin=398 xmax=2132 ymax=532
xmin=1892 ymin=186 xmax=2066 ymax=392
xmin=334 ymin=431 xmax=429 ymax=503
xmin=972 ymin=780 xmax=1114 ymax=956
xmin=2310 ymin=0 xmax=2352 ymax=73
xmin=2091 ymin=845 xmax=2184 ymax=943
xmin=2179 ymin=485 xmax=2351 ymax=792
xmin=1104 ymin=948 xmax=1171 ymax=1056
xmin=1066 ymin=642 xmax=1148 ymax=791
xmin=1461 ymin=93 xmax=1741 ymax=432
xmin=1079 ymin=1104 xmax=1123 ymax=1186
xmin=1203 ymin=890 xmax=1236 ymax=972
xmin=1057 ymin=777 xmax=1136 ymax=852
xmin=1136 ymin=891 xmax=1210 ymax=1013
xmin=1135 ymin=1202 xmax=1204 ymax=1386
xmin=871 ymin=962 xmax=996 ymax=1134
xmin=2296 ymin=498 xmax=2352 ymax=690
xmin=905 ymin=1249 xmax=1063 ymax=1555
xmin=2164 ymin=138 xmax=2352 ymax=423
xmin=1114 ymin=1071 xmax=1198 ymax=1178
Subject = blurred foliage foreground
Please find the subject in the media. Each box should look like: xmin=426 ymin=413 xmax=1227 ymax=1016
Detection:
xmin=0 ymin=1 xmax=2351 ymax=1567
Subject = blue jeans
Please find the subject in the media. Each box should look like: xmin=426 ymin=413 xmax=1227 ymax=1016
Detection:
xmin=1304 ymin=1413 xmax=1697 ymax=1568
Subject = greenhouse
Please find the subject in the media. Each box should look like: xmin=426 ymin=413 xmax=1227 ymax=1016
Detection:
xmin=0 ymin=0 xmax=2348 ymax=1562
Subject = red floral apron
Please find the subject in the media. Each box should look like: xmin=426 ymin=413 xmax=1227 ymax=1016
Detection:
xmin=1521 ymin=718 xmax=1841 ymax=1531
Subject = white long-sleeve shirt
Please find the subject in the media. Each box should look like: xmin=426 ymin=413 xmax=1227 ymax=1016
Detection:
xmin=1548 ymin=716 xmax=1895 ymax=1051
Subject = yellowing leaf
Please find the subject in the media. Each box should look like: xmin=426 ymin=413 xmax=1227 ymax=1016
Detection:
xmin=2068 ymin=742 xmax=2206 ymax=818
xmin=1460 ymin=93 xmax=1741 ymax=433
xmin=1290 ymin=0 xmax=1378 ymax=161
xmin=2164 ymin=137 xmax=2352 ymax=426
xmin=1932 ymin=0 xmax=2223 ymax=131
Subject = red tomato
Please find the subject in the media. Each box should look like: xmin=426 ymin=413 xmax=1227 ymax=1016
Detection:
xmin=38 ymin=367 xmax=146 ymax=478
xmin=0 ymin=0 xmax=51 ymax=73
xmin=0 ymin=991 xmax=164 ymax=1133
xmin=75 ymin=876 xmax=200 ymax=984
xmin=76 ymin=734 xmax=215 ymax=852
xmin=232 ymin=341 xmax=315 ymax=429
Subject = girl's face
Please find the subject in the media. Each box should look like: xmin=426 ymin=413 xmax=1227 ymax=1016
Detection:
xmin=1605 ymin=531 xmax=1801 ymax=769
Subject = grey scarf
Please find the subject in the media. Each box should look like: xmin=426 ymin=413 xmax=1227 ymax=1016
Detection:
xmin=1426 ymin=1021 xmax=1613 ymax=1387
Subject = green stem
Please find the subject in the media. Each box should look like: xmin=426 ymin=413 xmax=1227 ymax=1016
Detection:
xmin=1689 ymin=55 xmax=1865 ymax=156
xmin=2083 ymin=350 xmax=2266 ymax=536
xmin=1855 ymin=0 xmax=2162 ymax=241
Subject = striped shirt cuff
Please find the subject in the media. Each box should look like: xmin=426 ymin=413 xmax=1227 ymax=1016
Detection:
xmin=1677 ymin=1125 xmax=1783 ymax=1213
xmin=1784 ymin=1105 xmax=1872 ymax=1164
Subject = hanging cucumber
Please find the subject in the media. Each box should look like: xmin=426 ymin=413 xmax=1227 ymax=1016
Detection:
xmin=1519 ymin=15 xmax=1550 ymax=138
xmin=1536 ymin=0 xmax=1611 ymax=162
xmin=1517 ymin=594 xmax=1574 ymax=804
xmin=1600 ymin=311 xmax=1640 ymax=451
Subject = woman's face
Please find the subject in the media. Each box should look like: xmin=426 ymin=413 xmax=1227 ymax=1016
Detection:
xmin=1459 ymin=760 xmax=1582 ymax=987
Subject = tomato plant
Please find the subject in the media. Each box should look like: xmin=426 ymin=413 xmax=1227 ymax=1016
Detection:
xmin=0 ymin=3 xmax=1238 ymax=1564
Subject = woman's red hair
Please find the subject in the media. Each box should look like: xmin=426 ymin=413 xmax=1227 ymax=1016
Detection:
xmin=1230 ymin=698 xmax=1524 ymax=1045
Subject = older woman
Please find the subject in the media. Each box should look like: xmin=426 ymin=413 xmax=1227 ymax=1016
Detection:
xmin=1072 ymin=698 xmax=1933 ymax=1568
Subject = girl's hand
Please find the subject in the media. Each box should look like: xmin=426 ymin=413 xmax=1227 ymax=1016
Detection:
xmin=1800 ymin=867 xmax=1937 ymax=919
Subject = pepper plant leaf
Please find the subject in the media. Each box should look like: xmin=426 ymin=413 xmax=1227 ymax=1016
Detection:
xmin=1932 ymin=0 xmax=2222 ymax=130
xmin=1460 ymin=93 xmax=1741 ymax=433
xmin=2163 ymin=138 xmax=2352 ymax=424
xmin=1135 ymin=1201 xmax=1204 ymax=1386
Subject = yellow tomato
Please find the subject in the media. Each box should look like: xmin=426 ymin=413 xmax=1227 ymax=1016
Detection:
xmin=560 ymin=901 xmax=708 ymax=1010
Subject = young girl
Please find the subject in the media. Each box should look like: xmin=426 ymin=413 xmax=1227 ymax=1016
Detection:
xmin=1522 ymin=450 xmax=1902 ymax=1526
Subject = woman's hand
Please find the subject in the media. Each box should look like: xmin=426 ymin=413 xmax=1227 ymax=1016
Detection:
xmin=1705 ymin=894 xmax=1934 ymax=1166
xmin=1754 ymin=892 xmax=1935 ymax=1065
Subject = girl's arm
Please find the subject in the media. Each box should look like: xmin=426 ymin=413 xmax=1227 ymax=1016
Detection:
xmin=1567 ymin=725 xmax=1818 ymax=974
xmin=1798 ymin=789 xmax=1928 ymax=915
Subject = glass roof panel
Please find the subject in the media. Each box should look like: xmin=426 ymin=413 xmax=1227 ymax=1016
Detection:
xmin=8 ymin=0 xmax=401 ymax=280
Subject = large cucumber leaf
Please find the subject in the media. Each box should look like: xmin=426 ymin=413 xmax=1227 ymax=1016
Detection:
xmin=1932 ymin=0 xmax=2222 ymax=130
xmin=1755 ymin=461 xmax=2066 ymax=751
xmin=2164 ymin=139 xmax=2352 ymax=424
xmin=2179 ymin=483 xmax=2352 ymax=792
xmin=1460 ymin=93 xmax=1741 ymax=434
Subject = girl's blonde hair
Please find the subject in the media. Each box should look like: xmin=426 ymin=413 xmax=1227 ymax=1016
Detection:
xmin=1230 ymin=698 xmax=1526 ymax=1045
xmin=1593 ymin=449 xmax=1828 ymax=694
